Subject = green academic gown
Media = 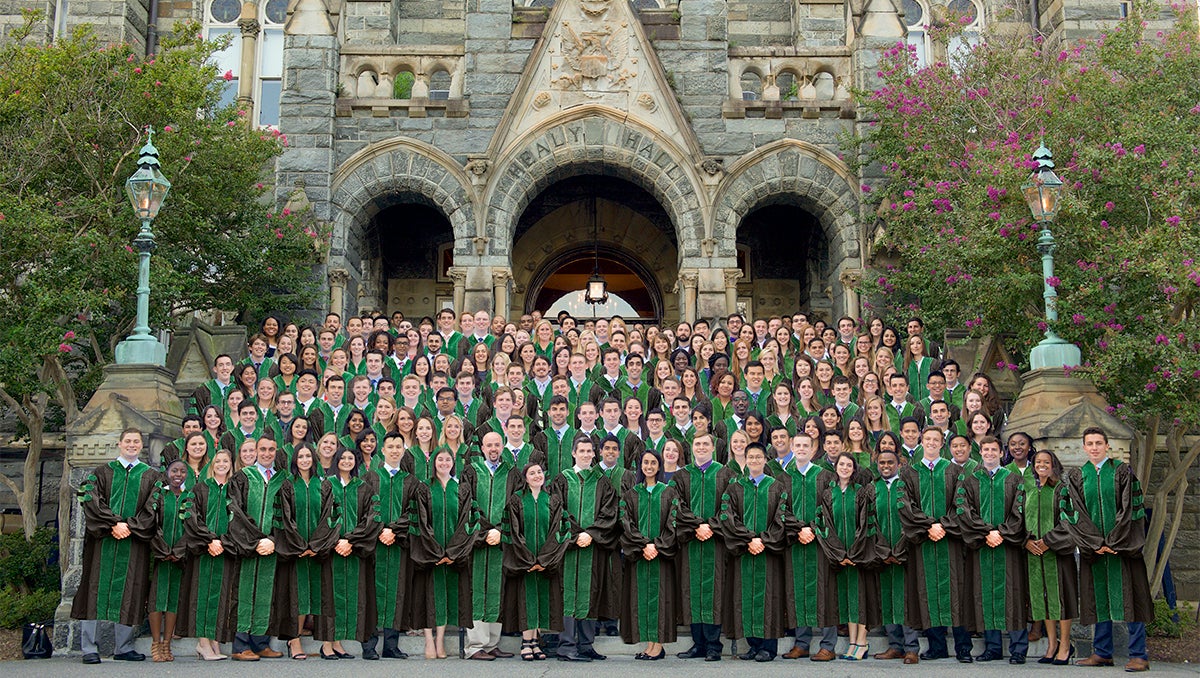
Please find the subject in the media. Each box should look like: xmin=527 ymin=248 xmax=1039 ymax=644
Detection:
xmin=1023 ymin=479 xmax=1080 ymax=621
xmin=371 ymin=464 xmax=430 ymax=631
xmin=70 ymin=460 xmax=162 ymax=627
xmin=501 ymin=489 xmax=570 ymax=631
xmin=618 ymin=482 xmax=681 ymax=644
xmin=815 ymin=481 xmax=881 ymax=627
xmin=718 ymin=475 xmax=792 ymax=639
xmin=292 ymin=473 xmax=326 ymax=617
xmin=897 ymin=458 xmax=971 ymax=630
xmin=533 ymin=426 xmax=579 ymax=481
xmin=459 ymin=457 xmax=517 ymax=623
xmin=954 ymin=466 xmax=1028 ymax=632
xmin=873 ymin=475 xmax=924 ymax=629
xmin=407 ymin=476 xmax=474 ymax=629
xmin=670 ymin=462 xmax=734 ymax=627
xmin=551 ymin=465 xmax=621 ymax=621
xmin=313 ymin=474 xmax=382 ymax=642
xmin=176 ymin=478 xmax=236 ymax=641
xmin=150 ymin=488 xmax=186 ymax=613
xmin=781 ymin=462 xmax=832 ymax=629
xmin=1050 ymin=460 xmax=1153 ymax=625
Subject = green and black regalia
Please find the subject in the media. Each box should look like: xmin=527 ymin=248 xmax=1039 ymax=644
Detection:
xmin=670 ymin=461 xmax=734 ymax=628
xmin=898 ymin=457 xmax=971 ymax=631
xmin=815 ymin=479 xmax=881 ymax=627
xmin=501 ymin=486 xmax=570 ymax=631
xmin=408 ymin=474 xmax=474 ymax=629
xmin=1050 ymin=460 xmax=1153 ymax=626
xmin=618 ymin=481 xmax=681 ymax=644
xmin=149 ymin=484 xmax=187 ymax=614
xmin=954 ymin=466 xmax=1028 ymax=632
xmin=781 ymin=462 xmax=831 ymax=630
xmin=873 ymin=474 xmax=923 ymax=629
xmin=313 ymin=473 xmax=382 ymax=642
xmin=1023 ymin=477 xmax=1079 ymax=622
xmin=719 ymin=474 xmax=791 ymax=640
xmin=292 ymin=471 xmax=327 ymax=620
xmin=226 ymin=466 xmax=305 ymax=639
xmin=176 ymin=476 xmax=236 ymax=642
xmin=70 ymin=460 xmax=162 ymax=627
xmin=372 ymin=463 xmax=432 ymax=633
xmin=550 ymin=464 xmax=622 ymax=623
xmin=459 ymin=456 xmax=517 ymax=624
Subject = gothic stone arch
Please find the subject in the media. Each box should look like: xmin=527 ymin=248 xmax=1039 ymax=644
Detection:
xmin=484 ymin=107 xmax=706 ymax=264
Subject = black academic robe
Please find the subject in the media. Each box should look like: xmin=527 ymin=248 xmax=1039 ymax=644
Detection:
xmin=955 ymin=467 xmax=1028 ymax=632
xmin=897 ymin=459 xmax=971 ymax=630
xmin=176 ymin=479 xmax=238 ymax=641
xmin=459 ymin=458 xmax=518 ymax=623
xmin=670 ymin=462 xmax=735 ymax=627
xmin=372 ymin=465 xmax=431 ymax=631
xmin=619 ymin=482 xmax=681 ymax=644
xmin=718 ymin=475 xmax=792 ymax=639
xmin=71 ymin=461 xmax=162 ymax=627
xmin=1049 ymin=460 xmax=1153 ymax=625
xmin=407 ymin=476 xmax=474 ymax=629
xmin=501 ymin=489 xmax=570 ymax=632
xmin=815 ymin=480 xmax=881 ymax=627
xmin=550 ymin=466 xmax=622 ymax=621
xmin=1024 ymin=479 xmax=1080 ymax=622
xmin=873 ymin=475 xmax=924 ymax=629
xmin=313 ymin=474 xmax=382 ymax=642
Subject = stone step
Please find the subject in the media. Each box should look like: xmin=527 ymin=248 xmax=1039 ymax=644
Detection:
xmin=134 ymin=630 xmax=1072 ymax=659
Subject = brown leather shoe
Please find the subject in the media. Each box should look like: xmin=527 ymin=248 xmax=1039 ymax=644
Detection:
xmin=230 ymin=650 xmax=261 ymax=662
xmin=1076 ymin=654 xmax=1115 ymax=667
xmin=811 ymin=648 xmax=837 ymax=662
xmin=1125 ymin=658 xmax=1150 ymax=672
xmin=904 ymin=652 xmax=920 ymax=664
xmin=874 ymin=648 xmax=905 ymax=660
xmin=489 ymin=648 xmax=514 ymax=658
xmin=783 ymin=646 xmax=809 ymax=659
xmin=257 ymin=648 xmax=283 ymax=659
xmin=469 ymin=651 xmax=495 ymax=661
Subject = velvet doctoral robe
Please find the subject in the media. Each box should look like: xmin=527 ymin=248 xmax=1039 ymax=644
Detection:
xmin=1024 ymin=479 xmax=1080 ymax=621
xmin=176 ymin=478 xmax=237 ymax=641
xmin=501 ymin=489 xmax=570 ymax=631
xmin=408 ymin=476 xmax=474 ymax=629
xmin=815 ymin=481 xmax=881 ymax=627
xmin=225 ymin=467 xmax=305 ymax=638
xmin=71 ymin=460 xmax=162 ymax=627
xmin=372 ymin=465 xmax=430 ymax=631
xmin=1051 ymin=460 xmax=1153 ymax=625
xmin=150 ymin=488 xmax=187 ymax=613
xmin=781 ymin=462 xmax=833 ymax=629
xmin=313 ymin=474 xmax=381 ymax=642
xmin=619 ymin=482 xmax=681 ymax=644
xmin=954 ymin=466 xmax=1028 ymax=632
xmin=459 ymin=457 xmax=517 ymax=623
xmin=550 ymin=465 xmax=621 ymax=621
xmin=718 ymin=475 xmax=791 ymax=639
xmin=292 ymin=473 xmax=326 ymax=617
xmin=898 ymin=458 xmax=971 ymax=630
xmin=533 ymin=426 xmax=579 ymax=481
xmin=873 ymin=475 xmax=923 ymax=629
xmin=670 ymin=462 xmax=734 ymax=627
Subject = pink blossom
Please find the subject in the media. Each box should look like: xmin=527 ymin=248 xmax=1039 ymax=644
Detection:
xmin=1155 ymin=334 xmax=1169 ymax=345
xmin=1132 ymin=144 xmax=1145 ymax=155
xmin=163 ymin=125 xmax=173 ymax=132
xmin=223 ymin=70 xmax=234 ymax=81
xmin=1104 ymin=201 xmax=1115 ymax=211
xmin=861 ymin=184 xmax=872 ymax=193
xmin=1167 ymin=215 xmax=1181 ymax=226
xmin=59 ymin=343 xmax=71 ymax=353
xmin=1037 ymin=321 xmax=1048 ymax=332
xmin=133 ymin=67 xmax=142 ymax=74
xmin=281 ymin=208 xmax=291 ymax=216
xmin=1045 ymin=276 xmax=1060 ymax=287
xmin=1072 ymin=313 xmax=1086 ymax=324
xmin=1145 ymin=381 xmax=1158 ymax=392
xmin=64 ymin=330 xmax=76 ymax=340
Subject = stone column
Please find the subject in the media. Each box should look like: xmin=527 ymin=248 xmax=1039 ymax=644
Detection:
xmin=723 ymin=268 xmax=743 ymax=318
xmin=492 ymin=268 xmax=512 ymax=321
xmin=56 ymin=365 xmax=183 ymax=652
xmin=676 ymin=270 xmax=699 ymax=324
xmin=236 ymin=2 xmax=261 ymax=114
xmin=448 ymin=266 xmax=467 ymax=314
xmin=839 ymin=268 xmax=862 ymax=320
xmin=328 ymin=268 xmax=349 ymax=318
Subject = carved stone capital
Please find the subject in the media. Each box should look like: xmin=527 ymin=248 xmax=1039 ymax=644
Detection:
xmin=447 ymin=266 xmax=468 ymax=285
xmin=491 ymin=268 xmax=512 ymax=286
xmin=723 ymin=268 xmax=744 ymax=286
xmin=237 ymin=17 xmax=261 ymax=36
xmin=678 ymin=270 xmax=699 ymax=288
xmin=327 ymin=268 xmax=350 ymax=287
xmin=838 ymin=268 xmax=863 ymax=287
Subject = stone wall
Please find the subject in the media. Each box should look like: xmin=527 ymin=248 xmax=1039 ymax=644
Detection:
xmin=1148 ymin=444 xmax=1200 ymax=600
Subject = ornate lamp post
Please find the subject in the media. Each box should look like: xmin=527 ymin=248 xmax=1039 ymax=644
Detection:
xmin=583 ymin=195 xmax=608 ymax=307
xmin=114 ymin=127 xmax=172 ymax=366
xmin=1021 ymin=143 xmax=1080 ymax=370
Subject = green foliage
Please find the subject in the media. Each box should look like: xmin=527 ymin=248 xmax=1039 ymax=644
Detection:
xmin=0 ymin=586 xmax=60 ymax=628
xmin=394 ymin=71 xmax=415 ymax=99
xmin=1147 ymin=598 xmax=1197 ymax=638
xmin=0 ymin=528 xmax=60 ymax=592
xmin=0 ymin=18 xmax=328 ymax=409
xmin=852 ymin=0 xmax=1200 ymax=429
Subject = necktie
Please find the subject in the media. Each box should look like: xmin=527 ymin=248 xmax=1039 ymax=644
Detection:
xmin=265 ymin=468 xmax=273 ymax=481
xmin=389 ymin=468 xmax=397 ymax=477
xmin=927 ymin=460 xmax=934 ymax=471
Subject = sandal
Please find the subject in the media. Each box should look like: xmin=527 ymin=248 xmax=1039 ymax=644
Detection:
xmin=532 ymin=638 xmax=547 ymax=661
xmin=520 ymin=640 xmax=536 ymax=662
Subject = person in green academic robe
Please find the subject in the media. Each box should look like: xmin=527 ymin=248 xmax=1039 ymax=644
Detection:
xmin=549 ymin=433 xmax=620 ymax=661
xmin=954 ymin=436 xmax=1029 ymax=663
xmin=898 ymin=429 xmax=973 ymax=662
xmin=148 ymin=460 xmax=189 ymax=662
xmin=718 ymin=443 xmax=791 ymax=662
xmin=458 ymin=432 xmax=518 ymax=660
xmin=503 ymin=461 xmax=571 ymax=659
xmin=1023 ymin=449 xmax=1079 ymax=664
xmin=288 ymin=445 xmax=324 ymax=660
xmin=179 ymin=431 xmax=210 ymax=487
xmin=313 ymin=449 xmax=382 ymax=659
xmin=669 ymin=432 xmax=733 ymax=661
xmin=533 ymin=396 xmax=578 ymax=480
xmin=815 ymin=454 xmax=880 ymax=661
xmin=71 ymin=428 xmax=162 ymax=664
xmin=225 ymin=437 xmax=305 ymax=661
xmin=619 ymin=449 xmax=681 ymax=659
xmin=780 ymin=432 xmax=837 ymax=660
xmin=177 ymin=449 xmax=236 ymax=661
xmin=1053 ymin=427 xmax=1152 ymax=672
xmin=408 ymin=448 xmax=474 ymax=658
xmin=870 ymin=449 xmax=923 ymax=663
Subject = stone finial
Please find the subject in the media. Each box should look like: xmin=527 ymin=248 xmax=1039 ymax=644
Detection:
xmin=285 ymin=0 xmax=334 ymax=36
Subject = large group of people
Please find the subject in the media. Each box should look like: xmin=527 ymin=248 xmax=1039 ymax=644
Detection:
xmin=70 ymin=308 xmax=1152 ymax=671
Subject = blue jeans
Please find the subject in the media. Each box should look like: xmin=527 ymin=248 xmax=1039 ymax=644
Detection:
xmin=1093 ymin=621 xmax=1148 ymax=660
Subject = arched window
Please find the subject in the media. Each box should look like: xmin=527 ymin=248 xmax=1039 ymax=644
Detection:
xmin=947 ymin=0 xmax=983 ymax=60
xmin=903 ymin=0 xmax=930 ymax=67
xmin=206 ymin=0 xmax=286 ymax=127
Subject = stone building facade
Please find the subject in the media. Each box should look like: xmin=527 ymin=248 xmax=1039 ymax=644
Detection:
xmin=1 ymin=0 xmax=1145 ymax=325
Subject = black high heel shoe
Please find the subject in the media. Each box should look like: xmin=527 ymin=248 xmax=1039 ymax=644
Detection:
xmin=1038 ymin=641 xmax=1058 ymax=664
xmin=320 ymin=648 xmax=339 ymax=660
xmin=1051 ymin=643 xmax=1075 ymax=666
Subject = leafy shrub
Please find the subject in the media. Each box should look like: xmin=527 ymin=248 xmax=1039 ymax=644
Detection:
xmin=0 ymin=586 xmax=60 ymax=629
xmin=1147 ymin=598 xmax=1197 ymax=638
xmin=0 ymin=528 xmax=60 ymax=592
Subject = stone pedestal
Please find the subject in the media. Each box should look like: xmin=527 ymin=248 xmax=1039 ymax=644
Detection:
xmin=695 ymin=267 xmax=730 ymax=321
xmin=1006 ymin=367 xmax=1134 ymax=467
xmin=55 ymin=364 xmax=184 ymax=652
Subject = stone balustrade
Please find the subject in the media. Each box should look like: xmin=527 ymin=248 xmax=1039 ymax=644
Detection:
xmin=336 ymin=45 xmax=469 ymax=118
xmin=724 ymin=45 xmax=854 ymax=119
